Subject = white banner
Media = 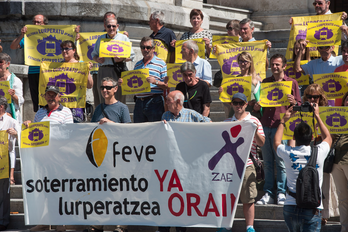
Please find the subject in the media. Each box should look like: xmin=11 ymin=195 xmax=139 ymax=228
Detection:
xmin=20 ymin=121 xmax=256 ymax=227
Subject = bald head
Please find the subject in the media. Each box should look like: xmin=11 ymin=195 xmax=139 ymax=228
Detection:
xmin=166 ymin=91 xmax=184 ymax=115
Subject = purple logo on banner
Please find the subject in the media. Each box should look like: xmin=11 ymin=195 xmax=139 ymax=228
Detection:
xmin=326 ymin=113 xmax=347 ymax=127
xmin=28 ymin=128 xmax=44 ymax=141
xmin=227 ymin=83 xmax=244 ymax=96
xmin=289 ymin=118 xmax=307 ymax=132
xmin=0 ymin=89 xmax=4 ymax=97
xmin=285 ymin=67 xmax=301 ymax=80
xmin=36 ymin=35 xmax=62 ymax=56
xmin=127 ymin=75 xmax=143 ymax=88
xmin=222 ymin=55 xmax=240 ymax=75
xmin=172 ymin=70 xmax=183 ymax=82
xmin=154 ymin=51 xmax=158 ymax=56
xmin=314 ymin=27 xmax=333 ymax=40
xmin=296 ymin=29 xmax=307 ymax=41
xmin=106 ymin=44 xmax=124 ymax=53
xmin=87 ymin=44 xmax=95 ymax=60
xmin=267 ymin=88 xmax=283 ymax=101
xmin=47 ymin=73 xmax=77 ymax=95
xmin=322 ymin=79 xmax=341 ymax=93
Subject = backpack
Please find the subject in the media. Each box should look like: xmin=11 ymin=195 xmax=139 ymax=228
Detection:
xmin=287 ymin=145 xmax=321 ymax=209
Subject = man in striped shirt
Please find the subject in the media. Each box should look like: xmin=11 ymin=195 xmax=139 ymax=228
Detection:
xmin=224 ymin=92 xmax=265 ymax=232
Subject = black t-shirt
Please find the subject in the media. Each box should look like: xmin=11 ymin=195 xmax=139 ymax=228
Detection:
xmin=176 ymin=80 xmax=212 ymax=114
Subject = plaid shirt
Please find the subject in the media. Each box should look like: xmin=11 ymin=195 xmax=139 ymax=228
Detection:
xmin=161 ymin=108 xmax=211 ymax=122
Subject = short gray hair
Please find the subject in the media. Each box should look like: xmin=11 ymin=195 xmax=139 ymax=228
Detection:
xmin=0 ymin=96 xmax=8 ymax=110
xmin=173 ymin=91 xmax=184 ymax=106
xmin=240 ymin=18 xmax=254 ymax=30
xmin=180 ymin=62 xmax=196 ymax=73
xmin=151 ymin=11 xmax=165 ymax=25
xmin=183 ymin=40 xmax=198 ymax=54
xmin=0 ymin=53 xmax=11 ymax=63
xmin=140 ymin=36 xmax=154 ymax=47
xmin=102 ymin=77 xmax=117 ymax=86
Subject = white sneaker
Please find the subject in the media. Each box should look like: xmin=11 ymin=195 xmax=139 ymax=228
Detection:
xmin=256 ymin=193 xmax=274 ymax=205
xmin=277 ymin=193 xmax=286 ymax=205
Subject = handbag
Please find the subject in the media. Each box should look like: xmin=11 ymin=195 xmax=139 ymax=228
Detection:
xmin=249 ymin=152 xmax=265 ymax=182
xmin=323 ymin=135 xmax=342 ymax=173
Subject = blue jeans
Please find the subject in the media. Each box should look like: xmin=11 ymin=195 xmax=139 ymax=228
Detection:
xmin=133 ymin=95 xmax=164 ymax=123
xmin=283 ymin=205 xmax=321 ymax=232
xmin=261 ymin=127 xmax=287 ymax=198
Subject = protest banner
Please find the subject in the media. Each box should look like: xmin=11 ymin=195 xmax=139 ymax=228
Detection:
xmin=175 ymin=39 xmax=205 ymax=63
xmin=215 ymin=41 xmax=267 ymax=80
xmin=154 ymin=39 xmax=169 ymax=63
xmin=121 ymin=69 xmax=151 ymax=95
xmin=99 ymin=39 xmax=132 ymax=58
xmin=306 ymin=21 xmax=342 ymax=47
xmin=219 ymin=76 xmax=252 ymax=103
xmin=280 ymin=112 xmax=318 ymax=140
xmin=77 ymin=32 xmax=106 ymax=72
xmin=285 ymin=13 xmax=342 ymax=60
xmin=39 ymin=61 xmax=89 ymax=108
xmin=320 ymin=107 xmax=348 ymax=134
xmin=21 ymin=121 xmax=50 ymax=148
xmin=284 ymin=61 xmax=310 ymax=86
xmin=313 ymin=72 xmax=348 ymax=100
xmin=210 ymin=35 xmax=239 ymax=59
xmin=20 ymin=121 xmax=256 ymax=226
xmin=0 ymin=81 xmax=11 ymax=104
xmin=167 ymin=64 xmax=184 ymax=88
xmin=24 ymin=25 xmax=77 ymax=66
xmin=0 ymin=131 xmax=9 ymax=180
xmin=259 ymin=81 xmax=292 ymax=107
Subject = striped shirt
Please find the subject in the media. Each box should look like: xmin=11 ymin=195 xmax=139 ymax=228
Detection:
xmin=34 ymin=104 xmax=73 ymax=124
xmin=162 ymin=108 xmax=211 ymax=122
xmin=134 ymin=55 xmax=167 ymax=98
xmin=225 ymin=113 xmax=264 ymax=167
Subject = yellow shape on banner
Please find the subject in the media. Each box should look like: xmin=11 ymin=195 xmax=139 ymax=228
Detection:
xmin=284 ymin=61 xmax=310 ymax=86
xmin=121 ymin=69 xmax=151 ymax=95
xmin=77 ymin=32 xmax=106 ymax=72
xmin=39 ymin=61 xmax=89 ymax=108
xmin=320 ymin=107 xmax=348 ymax=134
xmin=154 ymin=40 xmax=169 ymax=63
xmin=99 ymin=39 xmax=132 ymax=58
xmin=216 ymin=40 xmax=267 ymax=80
xmin=175 ymin=39 xmax=205 ymax=63
xmin=0 ymin=131 xmax=9 ymax=179
xmin=210 ymin=35 xmax=239 ymax=59
xmin=24 ymin=25 xmax=77 ymax=66
xmin=219 ymin=76 xmax=252 ymax=103
xmin=313 ymin=72 xmax=348 ymax=100
xmin=21 ymin=121 xmax=50 ymax=148
xmin=285 ymin=13 xmax=342 ymax=60
xmin=280 ymin=112 xmax=318 ymax=140
xmin=0 ymin=81 xmax=11 ymax=104
xmin=306 ymin=21 xmax=342 ymax=47
xmin=260 ymin=81 xmax=293 ymax=107
xmin=167 ymin=64 xmax=184 ymax=88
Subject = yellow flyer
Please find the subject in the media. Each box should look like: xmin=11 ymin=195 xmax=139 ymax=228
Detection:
xmin=99 ymin=39 xmax=132 ymax=58
xmin=24 ymin=25 xmax=77 ymax=66
xmin=280 ymin=112 xmax=317 ymax=140
xmin=320 ymin=107 xmax=348 ymax=134
xmin=0 ymin=81 xmax=11 ymax=104
xmin=210 ymin=35 xmax=239 ymax=59
xmin=284 ymin=61 xmax=310 ymax=85
xmin=313 ymin=72 xmax=348 ymax=100
xmin=286 ymin=13 xmax=342 ymax=60
xmin=121 ymin=69 xmax=151 ymax=95
xmin=219 ymin=76 xmax=252 ymax=103
xmin=0 ymin=131 xmax=9 ymax=179
xmin=39 ymin=61 xmax=89 ymax=108
xmin=77 ymin=32 xmax=106 ymax=72
xmin=167 ymin=64 xmax=184 ymax=88
xmin=260 ymin=81 xmax=293 ymax=107
xmin=216 ymin=40 xmax=267 ymax=80
xmin=21 ymin=121 xmax=50 ymax=148
xmin=154 ymin=39 xmax=169 ymax=63
xmin=175 ymin=39 xmax=205 ymax=63
xmin=306 ymin=21 xmax=342 ymax=47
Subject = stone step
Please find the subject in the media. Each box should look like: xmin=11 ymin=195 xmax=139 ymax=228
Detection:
xmin=10 ymin=185 xmax=23 ymax=199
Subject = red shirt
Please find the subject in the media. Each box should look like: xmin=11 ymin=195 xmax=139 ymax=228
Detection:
xmin=334 ymin=64 xmax=348 ymax=106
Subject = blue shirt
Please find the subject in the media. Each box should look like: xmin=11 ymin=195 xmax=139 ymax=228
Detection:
xmin=91 ymin=102 xmax=131 ymax=123
xmin=161 ymin=108 xmax=211 ymax=122
xmin=150 ymin=26 xmax=177 ymax=52
xmin=193 ymin=56 xmax=212 ymax=85
xmin=302 ymin=55 xmax=345 ymax=80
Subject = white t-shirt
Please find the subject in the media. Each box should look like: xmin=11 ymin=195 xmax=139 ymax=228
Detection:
xmin=277 ymin=141 xmax=330 ymax=209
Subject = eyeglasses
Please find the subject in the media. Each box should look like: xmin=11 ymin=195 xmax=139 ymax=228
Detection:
xmin=61 ymin=47 xmax=73 ymax=51
xmin=106 ymin=25 xmax=117 ymax=28
xmin=100 ymin=86 xmax=115 ymax=90
xmin=313 ymin=2 xmax=324 ymax=6
xmin=32 ymin=21 xmax=43 ymax=24
xmin=318 ymin=46 xmax=330 ymax=50
xmin=307 ymin=94 xmax=320 ymax=99
xmin=232 ymin=101 xmax=246 ymax=106
xmin=238 ymin=60 xmax=250 ymax=64
xmin=140 ymin=46 xmax=154 ymax=50
xmin=227 ymin=27 xmax=234 ymax=31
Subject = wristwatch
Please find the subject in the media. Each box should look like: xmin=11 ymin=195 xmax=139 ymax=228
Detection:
xmin=155 ymin=80 xmax=159 ymax=85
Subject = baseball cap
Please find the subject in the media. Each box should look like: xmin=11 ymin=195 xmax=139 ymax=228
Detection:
xmin=45 ymin=85 xmax=60 ymax=94
xmin=232 ymin=92 xmax=247 ymax=102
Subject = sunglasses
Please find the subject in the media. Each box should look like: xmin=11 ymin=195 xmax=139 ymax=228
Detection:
xmin=232 ymin=101 xmax=246 ymax=106
xmin=238 ymin=60 xmax=249 ymax=64
xmin=313 ymin=2 xmax=324 ymax=6
xmin=100 ymin=86 xmax=115 ymax=90
xmin=318 ymin=46 xmax=330 ymax=50
xmin=61 ymin=47 xmax=73 ymax=51
xmin=106 ymin=25 xmax=117 ymax=28
xmin=227 ymin=27 xmax=234 ymax=31
xmin=140 ymin=46 xmax=153 ymax=50
xmin=307 ymin=94 xmax=320 ymax=99
xmin=32 ymin=21 xmax=43 ymax=24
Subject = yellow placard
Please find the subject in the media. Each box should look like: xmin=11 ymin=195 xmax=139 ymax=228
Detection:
xmin=24 ymin=25 xmax=77 ymax=66
xmin=0 ymin=81 xmax=11 ymax=104
xmin=167 ymin=64 xmax=184 ymax=88
xmin=154 ymin=39 xmax=169 ymax=63
xmin=175 ymin=39 xmax=205 ymax=63
xmin=77 ymin=32 xmax=106 ymax=72
xmin=259 ymin=81 xmax=293 ymax=107
xmin=284 ymin=61 xmax=310 ymax=86
xmin=320 ymin=107 xmax=348 ymax=134
xmin=280 ymin=112 xmax=318 ymax=140
xmin=21 ymin=121 xmax=50 ymax=148
xmin=121 ymin=69 xmax=151 ymax=95
xmin=39 ymin=61 xmax=89 ymax=108
xmin=219 ymin=76 xmax=252 ymax=103
xmin=99 ymin=39 xmax=132 ymax=58
xmin=306 ymin=21 xmax=342 ymax=47
xmin=286 ymin=13 xmax=342 ymax=60
xmin=313 ymin=72 xmax=348 ymax=100
xmin=210 ymin=35 xmax=239 ymax=59
xmin=0 ymin=131 xmax=9 ymax=179
xmin=216 ymin=40 xmax=267 ymax=80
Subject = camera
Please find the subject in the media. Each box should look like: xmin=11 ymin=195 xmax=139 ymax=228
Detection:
xmin=293 ymin=101 xmax=315 ymax=112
